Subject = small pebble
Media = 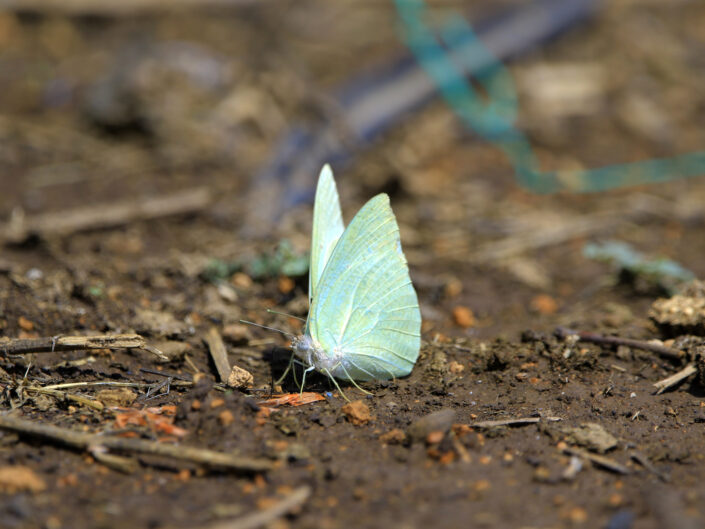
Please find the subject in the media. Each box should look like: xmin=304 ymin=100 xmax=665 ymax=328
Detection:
xmin=227 ymin=365 xmax=254 ymax=389
xmin=452 ymin=306 xmax=475 ymax=328
xmin=341 ymin=400 xmax=372 ymax=426
xmin=218 ymin=410 xmax=235 ymax=426
xmin=18 ymin=316 xmax=34 ymax=332
xmin=379 ymin=428 xmax=406 ymax=445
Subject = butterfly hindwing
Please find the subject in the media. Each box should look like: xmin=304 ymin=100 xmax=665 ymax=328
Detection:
xmin=309 ymin=165 xmax=345 ymax=305
xmin=308 ymin=193 xmax=421 ymax=381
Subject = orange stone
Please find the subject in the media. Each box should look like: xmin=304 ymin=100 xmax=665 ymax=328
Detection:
xmin=341 ymin=400 xmax=372 ymax=426
xmin=530 ymin=294 xmax=558 ymax=315
xmin=452 ymin=306 xmax=476 ymax=328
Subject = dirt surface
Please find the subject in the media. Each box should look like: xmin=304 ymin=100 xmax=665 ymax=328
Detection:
xmin=2 ymin=1 xmax=705 ymax=529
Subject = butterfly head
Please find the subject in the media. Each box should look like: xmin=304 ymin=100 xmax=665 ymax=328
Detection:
xmin=291 ymin=334 xmax=339 ymax=372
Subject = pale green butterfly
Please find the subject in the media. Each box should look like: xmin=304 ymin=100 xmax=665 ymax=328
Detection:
xmin=284 ymin=164 xmax=421 ymax=391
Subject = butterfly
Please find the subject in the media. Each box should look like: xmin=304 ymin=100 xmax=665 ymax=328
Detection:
xmin=282 ymin=165 xmax=422 ymax=393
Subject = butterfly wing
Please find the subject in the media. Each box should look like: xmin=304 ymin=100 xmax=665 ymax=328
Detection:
xmin=308 ymin=193 xmax=421 ymax=381
xmin=309 ymin=165 xmax=345 ymax=305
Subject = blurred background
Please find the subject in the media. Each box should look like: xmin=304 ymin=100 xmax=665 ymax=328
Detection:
xmin=0 ymin=0 xmax=704 ymax=337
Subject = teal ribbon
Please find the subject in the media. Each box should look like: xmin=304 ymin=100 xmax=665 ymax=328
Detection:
xmin=395 ymin=0 xmax=705 ymax=193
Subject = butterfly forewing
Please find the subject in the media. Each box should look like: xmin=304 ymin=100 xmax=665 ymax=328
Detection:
xmin=308 ymin=194 xmax=421 ymax=381
xmin=309 ymin=165 xmax=345 ymax=306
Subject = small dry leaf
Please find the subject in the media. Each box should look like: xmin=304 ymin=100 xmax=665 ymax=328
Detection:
xmin=112 ymin=406 xmax=187 ymax=439
xmin=258 ymin=392 xmax=325 ymax=408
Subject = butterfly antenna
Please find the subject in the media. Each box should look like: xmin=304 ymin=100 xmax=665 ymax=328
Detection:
xmin=266 ymin=308 xmax=306 ymax=322
xmin=239 ymin=320 xmax=295 ymax=338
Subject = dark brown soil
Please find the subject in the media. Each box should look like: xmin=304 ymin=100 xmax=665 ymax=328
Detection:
xmin=1 ymin=2 xmax=705 ymax=529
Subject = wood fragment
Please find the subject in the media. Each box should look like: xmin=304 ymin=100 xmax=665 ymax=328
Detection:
xmin=88 ymin=446 xmax=139 ymax=474
xmin=562 ymin=446 xmax=631 ymax=475
xmin=0 ymin=414 xmax=273 ymax=473
xmin=23 ymin=386 xmax=104 ymax=411
xmin=561 ymin=455 xmax=583 ymax=481
xmin=555 ymin=327 xmax=684 ymax=361
xmin=1 ymin=0 xmax=261 ymax=16
xmin=42 ymin=380 xmax=206 ymax=397
xmin=200 ymin=486 xmax=311 ymax=529
xmin=2 ymin=188 xmax=212 ymax=244
xmin=471 ymin=416 xmax=562 ymax=428
xmin=0 ymin=334 xmax=168 ymax=361
xmin=204 ymin=328 xmax=231 ymax=384
xmin=653 ymin=364 xmax=697 ymax=395
xmin=468 ymin=213 xmax=620 ymax=264
xmin=630 ymin=451 xmax=670 ymax=482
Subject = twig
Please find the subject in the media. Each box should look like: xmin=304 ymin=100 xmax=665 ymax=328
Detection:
xmin=23 ymin=386 xmax=104 ymax=411
xmin=471 ymin=416 xmax=562 ymax=428
xmin=200 ymin=486 xmax=311 ymax=529
xmin=2 ymin=0 xmax=264 ymax=16
xmin=0 ymin=334 xmax=168 ymax=361
xmin=555 ymin=327 xmax=684 ymax=361
xmin=184 ymin=354 xmax=201 ymax=375
xmin=0 ymin=414 xmax=273 ymax=473
xmin=653 ymin=364 xmax=697 ymax=395
xmin=630 ymin=452 xmax=670 ymax=482
xmin=468 ymin=212 xmax=620 ymax=264
xmin=39 ymin=378 xmax=226 ymax=397
xmin=204 ymin=328 xmax=231 ymax=384
xmin=561 ymin=455 xmax=583 ymax=481
xmin=89 ymin=445 xmax=139 ymax=474
xmin=43 ymin=381 xmax=167 ymax=391
xmin=562 ymin=446 xmax=631 ymax=475
xmin=2 ymin=187 xmax=211 ymax=244
xmin=140 ymin=367 xmax=194 ymax=382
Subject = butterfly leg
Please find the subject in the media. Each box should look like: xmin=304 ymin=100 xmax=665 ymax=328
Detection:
xmin=322 ymin=368 xmax=350 ymax=402
xmin=274 ymin=352 xmax=295 ymax=386
xmin=299 ymin=366 xmax=316 ymax=396
xmin=338 ymin=363 xmax=373 ymax=396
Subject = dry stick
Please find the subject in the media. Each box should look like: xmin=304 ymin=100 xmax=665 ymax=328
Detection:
xmin=0 ymin=334 xmax=168 ymax=361
xmin=0 ymin=414 xmax=273 ymax=473
xmin=653 ymin=364 xmax=697 ymax=395
xmin=205 ymin=327 xmax=231 ymax=384
xmin=44 ymin=381 xmax=162 ymax=391
xmin=1 ymin=0 xmax=263 ymax=16
xmin=471 ymin=416 xmax=562 ymax=428
xmin=89 ymin=446 xmax=140 ymax=474
xmin=630 ymin=452 xmax=670 ymax=483
xmin=555 ymin=327 xmax=684 ymax=361
xmin=2 ymin=187 xmax=212 ymax=244
xmin=23 ymin=386 xmax=104 ymax=411
xmin=562 ymin=446 xmax=631 ymax=475
xmin=467 ymin=212 xmax=621 ymax=264
xmin=199 ymin=486 xmax=311 ymax=529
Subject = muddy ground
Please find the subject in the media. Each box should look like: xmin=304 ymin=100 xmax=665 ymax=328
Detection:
xmin=1 ymin=1 xmax=705 ymax=528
